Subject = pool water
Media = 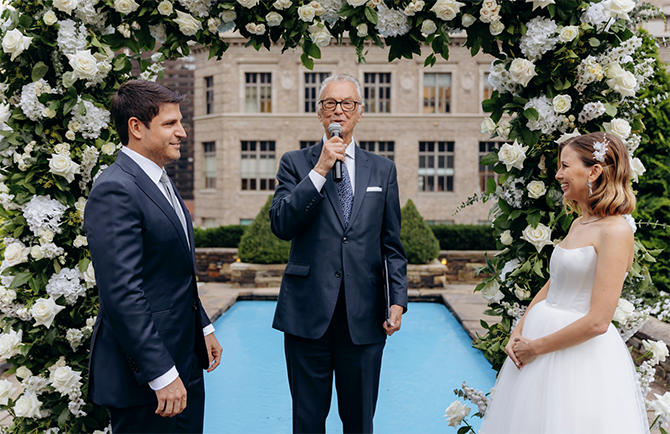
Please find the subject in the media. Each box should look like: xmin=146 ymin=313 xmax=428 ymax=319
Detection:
xmin=203 ymin=301 xmax=496 ymax=433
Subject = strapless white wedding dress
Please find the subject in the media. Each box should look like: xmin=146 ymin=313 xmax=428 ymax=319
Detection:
xmin=479 ymin=246 xmax=649 ymax=434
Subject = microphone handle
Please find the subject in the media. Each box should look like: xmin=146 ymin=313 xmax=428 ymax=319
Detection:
xmin=333 ymin=160 xmax=342 ymax=183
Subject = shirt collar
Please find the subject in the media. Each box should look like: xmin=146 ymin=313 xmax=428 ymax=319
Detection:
xmin=122 ymin=146 xmax=165 ymax=184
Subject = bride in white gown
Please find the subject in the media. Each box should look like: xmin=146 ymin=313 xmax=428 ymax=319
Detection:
xmin=480 ymin=132 xmax=649 ymax=434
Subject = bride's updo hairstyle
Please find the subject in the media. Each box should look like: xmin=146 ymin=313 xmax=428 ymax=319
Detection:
xmin=558 ymin=132 xmax=636 ymax=217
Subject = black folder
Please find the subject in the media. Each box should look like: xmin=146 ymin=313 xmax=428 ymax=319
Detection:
xmin=381 ymin=255 xmax=391 ymax=322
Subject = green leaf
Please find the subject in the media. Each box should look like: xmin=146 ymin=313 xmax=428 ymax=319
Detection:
xmin=79 ymin=257 xmax=91 ymax=274
xmin=46 ymin=326 xmax=58 ymax=346
xmin=498 ymin=199 xmax=512 ymax=214
xmin=364 ymin=6 xmax=378 ymax=25
xmin=9 ymin=271 xmax=32 ymax=289
xmin=486 ymin=176 xmax=497 ymax=194
xmin=509 ymin=210 xmax=523 ymax=220
xmin=603 ymin=103 xmax=617 ymax=117
xmin=523 ymin=108 xmax=539 ymax=121
xmin=300 ymin=52 xmax=314 ymax=70
xmin=62 ymin=71 xmax=76 ymax=88
xmin=588 ymin=37 xmax=600 ymax=47
xmin=532 ymin=258 xmax=544 ymax=278
xmin=31 ymin=61 xmax=49 ymax=82
xmin=78 ymin=101 xmax=87 ymax=116
xmin=479 ymin=152 xmax=499 ymax=166
xmin=526 ymin=212 xmax=541 ymax=228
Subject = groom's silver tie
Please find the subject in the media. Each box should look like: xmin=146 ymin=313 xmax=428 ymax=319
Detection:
xmin=160 ymin=171 xmax=190 ymax=249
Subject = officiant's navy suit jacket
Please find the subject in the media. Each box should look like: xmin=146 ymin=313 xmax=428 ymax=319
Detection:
xmin=270 ymin=140 xmax=408 ymax=345
xmin=84 ymin=151 xmax=210 ymax=408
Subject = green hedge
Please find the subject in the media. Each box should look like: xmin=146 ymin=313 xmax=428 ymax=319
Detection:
xmin=430 ymin=224 xmax=497 ymax=251
xmin=194 ymin=225 xmax=247 ymax=248
xmin=237 ymin=195 xmax=291 ymax=264
xmin=400 ymin=199 xmax=441 ymax=264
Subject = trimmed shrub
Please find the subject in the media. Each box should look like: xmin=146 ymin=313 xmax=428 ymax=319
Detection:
xmin=237 ymin=195 xmax=291 ymax=264
xmin=400 ymin=199 xmax=441 ymax=264
xmin=194 ymin=225 xmax=246 ymax=248
xmin=430 ymin=224 xmax=497 ymax=251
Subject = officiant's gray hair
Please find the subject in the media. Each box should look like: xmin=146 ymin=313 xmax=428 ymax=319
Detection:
xmin=318 ymin=74 xmax=365 ymax=114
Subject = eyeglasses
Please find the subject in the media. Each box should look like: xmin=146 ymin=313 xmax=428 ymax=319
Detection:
xmin=319 ymin=99 xmax=360 ymax=112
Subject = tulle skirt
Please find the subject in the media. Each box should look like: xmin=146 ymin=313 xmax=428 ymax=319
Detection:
xmin=479 ymin=300 xmax=649 ymax=434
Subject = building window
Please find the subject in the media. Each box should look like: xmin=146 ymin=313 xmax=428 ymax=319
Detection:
xmin=305 ymin=72 xmax=331 ymax=113
xmin=241 ymin=140 xmax=276 ymax=191
xmin=423 ymin=73 xmax=451 ymax=113
xmin=203 ymin=218 xmax=217 ymax=228
xmin=483 ymin=72 xmax=493 ymax=102
xmin=300 ymin=141 xmax=318 ymax=149
xmin=479 ymin=141 xmax=499 ymax=192
xmin=359 ymin=141 xmax=394 ymax=161
xmin=205 ymin=76 xmax=214 ymax=114
xmin=245 ymin=73 xmax=272 ymax=113
xmin=203 ymin=141 xmax=216 ymax=189
xmin=418 ymin=141 xmax=454 ymax=192
xmin=240 ymin=219 xmax=254 ymax=225
xmin=363 ymin=73 xmax=391 ymax=113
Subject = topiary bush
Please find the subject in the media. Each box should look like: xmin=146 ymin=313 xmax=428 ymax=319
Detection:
xmin=400 ymin=199 xmax=441 ymax=264
xmin=194 ymin=225 xmax=247 ymax=248
xmin=430 ymin=224 xmax=497 ymax=251
xmin=237 ymin=196 xmax=291 ymax=264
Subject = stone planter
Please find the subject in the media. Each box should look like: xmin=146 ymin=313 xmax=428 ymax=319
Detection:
xmin=407 ymin=260 xmax=448 ymax=288
xmin=230 ymin=262 xmax=286 ymax=288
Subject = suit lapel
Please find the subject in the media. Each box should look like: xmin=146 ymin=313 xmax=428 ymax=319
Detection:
xmin=345 ymin=145 xmax=370 ymax=234
xmin=311 ymin=141 xmax=346 ymax=230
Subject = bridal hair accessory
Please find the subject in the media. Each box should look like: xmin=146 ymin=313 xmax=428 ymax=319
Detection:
xmin=592 ymin=134 xmax=610 ymax=163
xmin=588 ymin=180 xmax=593 ymax=196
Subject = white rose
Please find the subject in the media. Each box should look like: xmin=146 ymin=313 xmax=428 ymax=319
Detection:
xmin=298 ymin=4 xmax=316 ymax=22
xmin=356 ymin=23 xmax=368 ymax=37
xmin=237 ymin=0 xmax=259 ymax=7
xmin=2 ymin=29 xmax=33 ymax=62
xmin=265 ymin=11 xmax=283 ymax=27
xmin=245 ymin=23 xmax=266 ymax=35
xmin=347 ymin=0 xmax=367 ymax=6
xmin=461 ymin=13 xmax=475 ymax=27
xmin=651 ymin=392 xmax=670 ymax=419
xmin=53 ymin=0 xmax=78 ymax=15
xmin=520 ymin=223 xmax=553 ymax=253
xmin=67 ymin=50 xmax=99 ymax=81
xmin=49 ymin=154 xmax=80 ymax=183
xmin=499 ymin=230 xmax=513 ymax=246
xmin=54 ymin=143 xmax=70 ymax=155
xmin=0 ymin=379 xmax=16 ymax=405
xmin=643 ymin=339 xmax=669 ymax=365
xmin=39 ymin=229 xmax=54 ymax=243
xmin=174 ymin=10 xmax=202 ymax=36
xmin=612 ymin=299 xmax=634 ymax=323
xmin=606 ymin=64 xmax=637 ymax=97
xmin=479 ymin=5 xmax=500 ymax=24
xmin=603 ymin=118 xmax=631 ymax=139
xmin=430 ymin=0 xmax=465 ymax=21
xmin=3 ymin=242 xmax=29 ymax=267
xmin=556 ymin=128 xmax=581 ymax=144
xmin=83 ymin=262 xmax=96 ymax=288
xmin=481 ymin=117 xmax=497 ymax=135
xmin=220 ymin=10 xmax=237 ymax=22
xmin=14 ymin=392 xmax=42 ymax=419
xmin=552 ymin=94 xmax=572 ymax=114
xmin=43 ymin=10 xmax=58 ymax=25
xmin=157 ymin=0 xmax=173 ymax=15
xmin=114 ymin=0 xmax=139 ymax=14
xmin=273 ymin=0 xmax=292 ymax=9
xmin=444 ymin=400 xmax=471 ymax=427
xmin=509 ymin=58 xmax=537 ymax=87
xmin=0 ymin=329 xmax=23 ymax=359
xmin=15 ymin=366 xmax=32 ymax=379
xmin=558 ymin=25 xmax=579 ymax=43
xmin=514 ymin=284 xmax=530 ymax=300
xmin=498 ymin=140 xmax=529 ymax=171
xmin=629 ymin=156 xmax=645 ymax=182
xmin=30 ymin=297 xmax=65 ymax=329
xmin=42 ymin=107 xmax=56 ymax=118
xmin=73 ymin=235 xmax=88 ymax=248
xmin=30 ymin=245 xmax=44 ymax=260
xmin=0 ymin=182 xmax=7 ymax=194
xmin=101 ymin=142 xmax=116 ymax=155
xmin=603 ymin=0 xmax=635 ymax=20
xmin=65 ymin=130 xmax=76 ymax=141
xmin=527 ymin=180 xmax=547 ymax=199
xmin=0 ymin=102 xmax=10 ymax=127
xmin=496 ymin=119 xmax=511 ymax=140
xmin=489 ymin=20 xmax=504 ymax=36
xmin=308 ymin=23 xmax=331 ymax=47
xmin=50 ymin=366 xmax=82 ymax=395
xmin=481 ymin=279 xmax=504 ymax=303
xmin=417 ymin=19 xmax=436 ymax=35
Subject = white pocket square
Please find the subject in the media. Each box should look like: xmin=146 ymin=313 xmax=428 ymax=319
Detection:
xmin=366 ymin=186 xmax=382 ymax=192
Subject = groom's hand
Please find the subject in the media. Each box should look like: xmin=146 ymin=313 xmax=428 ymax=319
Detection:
xmin=155 ymin=376 xmax=187 ymax=417
xmin=205 ymin=333 xmax=222 ymax=373
xmin=383 ymin=305 xmax=404 ymax=336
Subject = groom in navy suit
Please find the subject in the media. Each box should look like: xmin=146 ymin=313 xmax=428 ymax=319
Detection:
xmin=84 ymin=80 xmax=222 ymax=433
xmin=270 ymin=74 xmax=408 ymax=433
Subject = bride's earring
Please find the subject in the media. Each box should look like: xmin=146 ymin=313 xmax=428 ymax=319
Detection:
xmin=588 ymin=180 xmax=593 ymax=196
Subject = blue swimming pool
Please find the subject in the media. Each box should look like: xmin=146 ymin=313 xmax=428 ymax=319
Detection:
xmin=203 ymin=301 xmax=496 ymax=433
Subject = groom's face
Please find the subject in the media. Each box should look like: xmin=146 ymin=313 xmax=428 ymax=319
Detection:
xmin=136 ymin=103 xmax=186 ymax=167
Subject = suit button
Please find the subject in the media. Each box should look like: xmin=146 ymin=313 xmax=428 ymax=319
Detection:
xmin=305 ymin=207 xmax=309 ymax=211
xmin=342 ymin=237 xmax=348 ymax=244
xmin=193 ymin=302 xmax=199 ymax=311
xmin=335 ymin=271 xmax=341 ymax=278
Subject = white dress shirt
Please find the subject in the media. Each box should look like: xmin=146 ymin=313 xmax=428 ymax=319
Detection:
xmin=121 ymin=147 xmax=214 ymax=390
xmin=309 ymin=135 xmax=356 ymax=193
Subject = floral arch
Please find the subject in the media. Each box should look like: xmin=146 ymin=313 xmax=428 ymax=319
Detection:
xmin=0 ymin=0 xmax=666 ymax=431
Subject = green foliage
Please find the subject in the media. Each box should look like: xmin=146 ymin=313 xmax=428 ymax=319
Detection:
xmin=194 ymin=225 xmax=246 ymax=248
xmin=473 ymin=321 xmax=511 ymax=373
xmin=237 ymin=196 xmax=290 ymax=264
xmin=400 ymin=199 xmax=440 ymax=264
xmin=430 ymin=224 xmax=497 ymax=251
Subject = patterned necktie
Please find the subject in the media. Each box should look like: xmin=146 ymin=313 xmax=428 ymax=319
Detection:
xmin=160 ymin=171 xmax=190 ymax=249
xmin=336 ymin=161 xmax=353 ymax=227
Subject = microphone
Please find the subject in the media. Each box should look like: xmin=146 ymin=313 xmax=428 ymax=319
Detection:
xmin=329 ymin=123 xmax=343 ymax=183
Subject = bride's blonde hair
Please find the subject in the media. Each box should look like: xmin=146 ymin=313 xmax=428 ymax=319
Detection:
xmin=558 ymin=132 xmax=636 ymax=217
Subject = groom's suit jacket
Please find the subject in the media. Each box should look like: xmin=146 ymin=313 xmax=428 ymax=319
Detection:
xmin=84 ymin=151 xmax=210 ymax=408
xmin=270 ymin=140 xmax=408 ymax=345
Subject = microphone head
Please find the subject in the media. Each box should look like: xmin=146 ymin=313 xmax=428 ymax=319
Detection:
xmin=328 ymin=123 xmax=342 ymax=137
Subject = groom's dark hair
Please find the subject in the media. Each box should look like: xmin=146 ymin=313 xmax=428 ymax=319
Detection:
xmin=111 ymin=80 xmax=184 ymax=146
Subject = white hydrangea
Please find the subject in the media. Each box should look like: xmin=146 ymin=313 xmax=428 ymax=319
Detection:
xmin=69 ymin=99 xmax=110 ymax=139
xmin=18 ymin=80 xmax=58 ymax=122
xmin=524 ymin=95 xmax=561 ymax=134
xmin=578 ymin=101 xmax=606 ymax=123
xmin=519 ymin=16 xmax=558 ymax=61
xmin=500 ymin=301 xmax=527 ymax=330
xmin=580 ymin=2 xmax=613 ymax=31
xmin=488 ymin=61 xmax=520 ymax=95
xmin=574 ymin=55 xmax=604 ymax=93
xmin=74 ymin=0 xmax=108 ymax=29
xmin=66 ymin=328 xmax=84 ymax=351
xmin=56 ymin=19 xmax=88 ymax=56
xmin=23 ymin=195 xmax=67 ymax=237
xmin=375 ymin=3 xmax=410 ymax=38
xmin=22 ymin=375 xmax=50 ymax=394
xmin=68 ymin=397 xmax=87 ymax=418
xmin=177 ymin=0 xmax=214 ymax=17
xmin=316 ymin=0 xmax=342 ymax=23
xmin=500 ymin=177 xmax=525 ymax=208
xmin=45 ymin=268 xmax=86 ymax=305
xmin=79 ymin=145 xmax=100 ymax=190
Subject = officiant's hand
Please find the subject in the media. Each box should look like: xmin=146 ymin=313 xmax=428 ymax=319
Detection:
xmin=383 ymin=305 xmax=403 ymax=336
xmin=205 ymin=333 xmax=222 ymax=373
xmin=512 ymin=336 xmax=538 ymax=367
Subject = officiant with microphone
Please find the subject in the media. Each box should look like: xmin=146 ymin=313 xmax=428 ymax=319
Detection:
xmin=270 ymin=74 xmax=408 ymax=434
